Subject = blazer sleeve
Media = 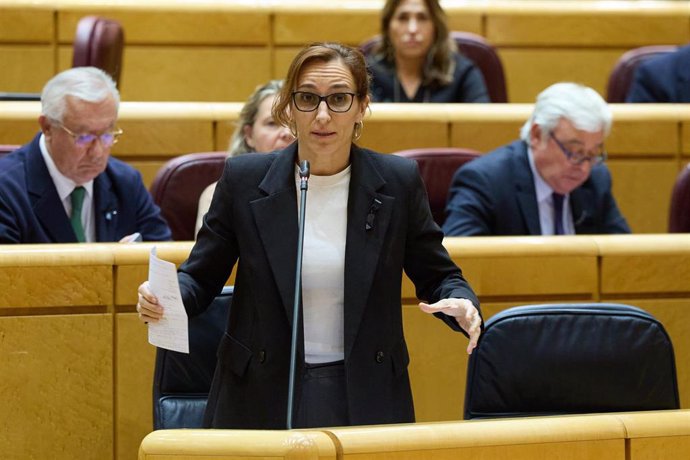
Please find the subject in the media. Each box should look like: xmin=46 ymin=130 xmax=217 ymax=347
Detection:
xmin=402 ymin=160 xmax=481 ymax=333
xmin=455 ymin=55 xmax=490 ymax=103
xmin=596 ymin=167 xmax=631 ymax=234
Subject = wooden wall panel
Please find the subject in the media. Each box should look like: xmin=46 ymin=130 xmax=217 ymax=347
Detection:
xmin=273 ymin=9 xmax=380 ymax=46
xmin=0 ymin=6 xmax=53 ymax=42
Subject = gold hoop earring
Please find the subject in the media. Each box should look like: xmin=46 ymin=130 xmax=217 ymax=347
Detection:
xmin=353 ymin=121 xmax=363 ymax=142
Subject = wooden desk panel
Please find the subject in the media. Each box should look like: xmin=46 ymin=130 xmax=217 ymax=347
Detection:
xmin=272 ymin=7 xmax=380 ymax=46
xmin=498 ymin=48 xmax=625 ymax=103
xmin=484 ymin=4 xmax=690 ymax=46
xmin=0 ymin=314 xmax=113 ymax=460
xmin=607 ymin=159 xmax=678 ymax=234
xmin=617 ymin=410 xmax=690 ymax=460
xmin=0 ymin=45 xmax=54 ymax=94
xmin=0 ymin=6 xmax=53 ymax=42
xmin=325 ymin=415 xmax=626 ymax=460
xmin=56 ymin=8 xmax=271 ymax=45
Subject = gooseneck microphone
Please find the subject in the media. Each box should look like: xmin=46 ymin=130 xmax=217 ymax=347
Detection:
xmin=287 ymin=159 xmax=310 ymax=429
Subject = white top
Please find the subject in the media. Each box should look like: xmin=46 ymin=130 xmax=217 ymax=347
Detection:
xmin=296 ymin=165 xmax=350 ymax=363
xmin=39 ymin=134 xmax=96 ymax=242
xmin=528 ymin=147 xmax=575 ymax=235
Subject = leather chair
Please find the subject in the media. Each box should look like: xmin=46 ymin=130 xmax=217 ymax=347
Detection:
xmin=0 ymin=15 xmax=124 ymax=101
xmin=360 ymin=31 xmax=508 ymax=102
xmin=669 ymin=164 xmax=690 ymax=232
xmin=464 ymin=303 xmax=679 ymax=420
xmin=149 ymin=152 xmax=227 ymax=241
xmin=153 ymin=285 xmax=233 ymax=429
xmin=394 ymin=148 xmax=480 ymax=227
xmin=72 ymin=15 xmax=125 ymax=87
xmin=606 ymin=45 xmax=678 ymax=102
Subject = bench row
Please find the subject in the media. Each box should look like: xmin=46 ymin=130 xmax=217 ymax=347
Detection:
xmin=2 ymin=101 xmax=689 ymax=233
xmin=0 ymin=234 xmax=688 ymax=459
xmin=1 ymin=1 xmax=690 ymax=102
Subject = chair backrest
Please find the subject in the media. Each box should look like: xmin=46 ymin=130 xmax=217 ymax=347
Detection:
xmin=149 ymin=152 xmax=228 ymax=241
xmin=72 ymin=15 xmax=125 ymax=87
xmin=464 ymin=303 xmax=679 ymax=420
xmin=360 ymin=31 xmax=508 ymax=103
xmin=153 ymin=285 xmax=233 ymax=429
xmin=669 ymin=164 xmax=690 ymax=232
xmin=606 ymin=45 xmax=678 ymax=102
xmin=394 ymin=147 xmax=480 ymax=227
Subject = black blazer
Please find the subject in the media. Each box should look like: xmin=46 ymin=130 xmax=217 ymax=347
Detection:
xmin=0 ymin=134 xmax=171 ymax=243
xmin=179 ymin=142 xmax=480 ymax=429
xmin=443 ymin=140 xmax=631 ymax=236
xmin=626 ymin=44 xmax=690 ymax=103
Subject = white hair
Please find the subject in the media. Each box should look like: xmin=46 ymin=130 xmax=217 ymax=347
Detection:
xmin=520 ymin=82 xmax=612 ymax=142
xmin=41 ymin=67 xmax=120 ymax=122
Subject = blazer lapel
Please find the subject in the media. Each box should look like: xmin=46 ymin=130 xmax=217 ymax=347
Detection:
xmin=251 ymin=145 xmax=300 ymax=325
xmin=343 ymin=147 xmax=393 ymax=360
xmin=513 ymin=144 xmax=541 ymax=235
xmin=93 ymin=169 xmax=119 ymax=242
xmin=26 ymin=144 xmax=76 ymax=243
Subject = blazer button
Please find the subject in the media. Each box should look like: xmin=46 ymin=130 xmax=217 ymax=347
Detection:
xmin=375 ymin=351 xmax=385 ymax=363
xmin=259 ymin=350 xmax=266 ymax=363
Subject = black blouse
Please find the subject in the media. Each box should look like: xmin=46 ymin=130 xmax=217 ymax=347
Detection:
xmin=367 ymin=52 xmax=490 ymax=103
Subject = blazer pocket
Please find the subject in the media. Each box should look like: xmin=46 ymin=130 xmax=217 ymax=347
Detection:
xmin=391 ymin=338 xmax=410 ymax=377
xmin=217 ymin=333 xmax=252 ymax=378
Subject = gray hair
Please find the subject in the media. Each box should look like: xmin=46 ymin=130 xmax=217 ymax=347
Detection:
xmin=41 ymin=67 xmax=120 ymax=122
xmin=520 ymin=82 xmax=612 ymax=142
xmin=228 ymin=80 xmax=284 ymax=156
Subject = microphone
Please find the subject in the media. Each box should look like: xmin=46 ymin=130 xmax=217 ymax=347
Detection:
xmin=287 ymin=159 xmax=310 ymax=429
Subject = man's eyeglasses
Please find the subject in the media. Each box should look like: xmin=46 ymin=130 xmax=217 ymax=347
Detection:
xmin=549 ymin=132 xmax=607 ymax=165
xmin=292 ymin=91 xmax=357 ymax=113
xmin=56 ymin=122 xmax=123 ymax=148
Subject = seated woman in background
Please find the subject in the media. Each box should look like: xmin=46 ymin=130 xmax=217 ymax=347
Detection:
xmin=195 ymin=80 xmax=294 ymax=234
xmin=366 ymin=0 xmax=489 ymax=103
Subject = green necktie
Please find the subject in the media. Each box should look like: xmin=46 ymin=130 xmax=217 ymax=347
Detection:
xmin=70 ymin=186 xmax=86 ymax=242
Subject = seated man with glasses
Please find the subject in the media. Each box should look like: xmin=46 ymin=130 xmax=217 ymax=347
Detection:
xmin=0 ymin=67 xmax=171 ymax=243
xmin=443 ymin=82 xmax=630 ymax=236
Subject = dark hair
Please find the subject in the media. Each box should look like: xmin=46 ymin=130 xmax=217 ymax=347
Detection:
xmin=273 ymin=42 xmax=370 ymax=127
xmin=378 ymin=0 xmax=456 ymax=86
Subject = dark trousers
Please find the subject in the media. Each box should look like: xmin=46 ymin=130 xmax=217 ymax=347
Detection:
xmin=295 ymin=360 xmax=349 ymax=428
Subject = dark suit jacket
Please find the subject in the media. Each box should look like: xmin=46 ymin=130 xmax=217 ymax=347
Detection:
xmin=626 ymin=44 xmax=690 ymax=103
xmin=0 ymin=134 xmax=171 ymax=243
xmin=178 ymin=143 xmax=480 ymax=429
xmin=367 ymin=53 xmax=490 ymax=102
xmin=442 ymin=140 xmax=631 ymax=236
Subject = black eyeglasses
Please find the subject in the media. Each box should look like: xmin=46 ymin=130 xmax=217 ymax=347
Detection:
xmin=55 ymin=122 xmax=123 ymax=149
xmin=549 ymin=132 xmax=607 ymax=165
xmin=292 ymin=91 xmax=357 ymax=113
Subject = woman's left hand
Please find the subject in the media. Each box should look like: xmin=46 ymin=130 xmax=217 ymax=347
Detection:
xmin=418 ymin=298 xmax=482 ymax=354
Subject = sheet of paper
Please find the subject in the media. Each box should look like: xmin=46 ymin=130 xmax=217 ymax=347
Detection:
xmin=147 ymin=247 xmax=189 ymax=353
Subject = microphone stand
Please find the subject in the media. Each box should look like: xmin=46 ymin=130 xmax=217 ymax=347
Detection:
xmin=287 ymin=160 xmax=310 ymax=430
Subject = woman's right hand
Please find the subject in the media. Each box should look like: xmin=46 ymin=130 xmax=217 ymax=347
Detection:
xmin=136 ymin=281 xmax=164 ymax=323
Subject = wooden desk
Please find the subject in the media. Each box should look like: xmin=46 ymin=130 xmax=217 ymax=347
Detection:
xmin=2 ymin=235 xmax=689 ymax=459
